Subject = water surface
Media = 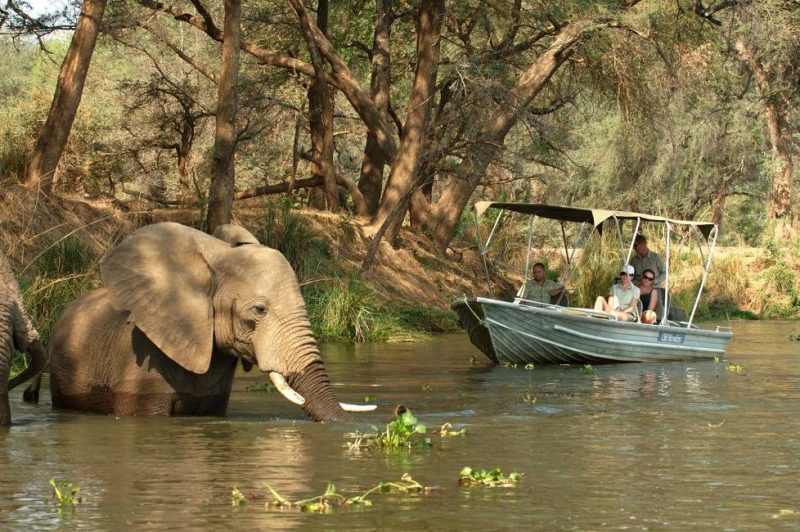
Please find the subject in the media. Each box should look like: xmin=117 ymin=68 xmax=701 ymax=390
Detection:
xmin=2 ymin=320 xmax=799 ymax=529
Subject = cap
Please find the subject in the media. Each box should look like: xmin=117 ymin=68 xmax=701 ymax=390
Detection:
xmin=621 ymin=264 xmax=635 ymax=275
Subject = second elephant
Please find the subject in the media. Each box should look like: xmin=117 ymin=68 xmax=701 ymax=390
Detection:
xmin=48 ymin=222 xmax=373 ymax=421
xmin=1 ymin=250 xmax=47 ymax=426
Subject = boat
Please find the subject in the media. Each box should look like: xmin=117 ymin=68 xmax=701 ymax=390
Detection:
xmin=452 ymin=202 xmax=733 ymax=365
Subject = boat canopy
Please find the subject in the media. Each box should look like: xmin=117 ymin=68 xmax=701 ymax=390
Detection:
xmin=474 ymin=201 xmax=717 ymax=239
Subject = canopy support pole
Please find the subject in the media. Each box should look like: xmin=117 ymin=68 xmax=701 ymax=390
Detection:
xmin=689 ymin=225 xmax=719 ymax=327
xmin=661 ymin=221 xmax=672 ymax=326
xmin=523 ymin=216 xmax=534 ymax=282
xmin=625 ymin=218 xmax=642 ymax=266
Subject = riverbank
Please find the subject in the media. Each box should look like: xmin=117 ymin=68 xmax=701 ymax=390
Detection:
xmin=2 ymin=186 xmax=798 ymax=359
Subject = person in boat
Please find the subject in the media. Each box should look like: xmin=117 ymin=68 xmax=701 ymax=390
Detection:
xmin=629 ymin=234 xmax=665 ymax=287
xmin=520 ymin=262 xmax=564 ymax=304
xmin=594 ymin=264 xmax=640 ymax=321
xmin=637 ymin=268 xmax=659 ymax=324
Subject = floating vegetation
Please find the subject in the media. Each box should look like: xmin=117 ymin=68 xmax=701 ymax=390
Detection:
xmin=438 ymin=422 xmax=467 ymax=437
xmin=713 ymin=355 xmax=720 ymax=363
xmin=231 ymin=487 xmax=249 ymax=507
xmin=49 ymin=479 xmax=81 ymax=509
xmin=726 ymin=363 xmax=744 ymax=374
xmin=500 ymin=361 xmax=518 ymax=368
xmin=707 ymin=420 xmax=726 ymax=428
xmin=524 ymin=363 xmax=535 ymax=370
xmin=458 ymin=467 xmax=522 ymax=488
xmin=256 ymin=474 xmax=433 ymax=513
xmin=579 ymin=364 xmax=596 ymax=375
xmin=347 ymin=410 xmax=431 ymax=451
xmin=790 ymin=334 xmax=800 ymax=341
xmin=245 ymin=381 xmax=276 ymax=393
xmin=469 ymin=355 xmax=479 ymax=365
xmin=522 ymin=393 xmax=537 ymax=404
xmin=363 ymin=395 xmax=375 ymax=403
xmin=421 ymin=384 xmax=433 ymax=391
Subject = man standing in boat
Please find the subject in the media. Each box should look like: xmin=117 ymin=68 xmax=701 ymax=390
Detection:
xmin=520 ymin=262 xmax=564 ymax=304
xmin=630 ymin=234 xmax=665 ymax=287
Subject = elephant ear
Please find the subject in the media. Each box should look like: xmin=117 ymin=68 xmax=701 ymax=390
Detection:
xmin=212 ymin=224 xmax=260 ymax=247
xmin=101 ymin=222 xmax=217 ymax=374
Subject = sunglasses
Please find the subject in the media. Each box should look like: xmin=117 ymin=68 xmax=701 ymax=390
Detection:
xmin=643 ymin=276 xmax=655 ymax=281
xmin=620 ymin=272 xmax=629 ymax=276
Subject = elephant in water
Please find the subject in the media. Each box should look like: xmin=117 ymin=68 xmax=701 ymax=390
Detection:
xmin=46 ymin=222 xmax=374 ymax=421
xmin=1 ymin=250 xmax=47 ymax=426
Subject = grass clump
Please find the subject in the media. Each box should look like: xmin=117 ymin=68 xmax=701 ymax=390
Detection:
xmin=256 ymin=198 xmax=333 ymax=282
xmin=307 ymin=276 xmax=377 ymax=342
xmin=20 ymin=235 xmax=98 ymax=339
xmin=12 ymin=236 xmax=97 ymax=380
xmin=566 ymin=234 xmax=623 ymax=308
xmin=458 ymin=467 xmax=522 ymax=488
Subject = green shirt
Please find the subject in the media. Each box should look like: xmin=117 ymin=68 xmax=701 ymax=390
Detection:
xmin=521 ymin=278 xmax=562 ymax=304
xmin=630 ymin=250 xmax=665 ymax=287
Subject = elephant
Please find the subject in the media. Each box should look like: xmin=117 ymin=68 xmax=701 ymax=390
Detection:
xmin=46 ymin=222 xmax=375 ymax=421
xmin=1 ymin=250 xmax=47 ymax=426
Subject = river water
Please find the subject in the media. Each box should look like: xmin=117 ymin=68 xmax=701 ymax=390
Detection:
xmin=2 ymin=320 xmax=799 ymax=529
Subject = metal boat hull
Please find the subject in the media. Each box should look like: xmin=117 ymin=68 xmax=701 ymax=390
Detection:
xmin=453 ymin=298 xmax=732 ymax=365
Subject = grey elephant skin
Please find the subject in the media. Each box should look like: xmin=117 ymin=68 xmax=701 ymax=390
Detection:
xmin=47 ymin=222 xmax=354 ymax=421
xmin=1 ymin=250 xmax=47 ymax=426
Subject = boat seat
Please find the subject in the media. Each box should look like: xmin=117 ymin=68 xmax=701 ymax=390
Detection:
xmin=551 ymin=290 xmax=570 ymax=306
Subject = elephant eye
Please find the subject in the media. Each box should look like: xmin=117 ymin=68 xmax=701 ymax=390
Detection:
xmin=252 ymin=303 xmax=268 ymax=316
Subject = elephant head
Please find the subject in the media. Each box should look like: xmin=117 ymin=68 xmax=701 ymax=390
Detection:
xmin=99 ymin=222 xmax=373 ymax=421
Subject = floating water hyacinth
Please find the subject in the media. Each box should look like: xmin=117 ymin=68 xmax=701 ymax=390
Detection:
xmin=49 ymin=479 xmax=81 ymax=509
xmin=257 ymin=475 xmax=434 ymax=513
xmin=458 ymin=467 xmax=522 ymax=488
xmin=347 ymin=410 xmax=431 ymax=451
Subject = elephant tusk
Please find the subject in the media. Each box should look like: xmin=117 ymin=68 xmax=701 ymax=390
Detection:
xmin=268 ymin=372 xmax=306 ymax=406
xmin=339 ymin=402 xmax=377 ymax=412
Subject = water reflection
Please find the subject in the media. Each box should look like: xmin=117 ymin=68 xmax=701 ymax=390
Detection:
xmin=1 ymin=321 xmax=799 ymax=529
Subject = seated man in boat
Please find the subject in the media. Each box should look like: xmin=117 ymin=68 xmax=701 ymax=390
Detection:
xmin=519 ymin=262 xmax=564 ymax=305
xmin=593 ymin=264 xmax=640 ymax=321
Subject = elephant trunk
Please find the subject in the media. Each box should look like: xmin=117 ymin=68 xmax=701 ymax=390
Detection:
xmin=286 ymin=359 xmax=353 ymax=422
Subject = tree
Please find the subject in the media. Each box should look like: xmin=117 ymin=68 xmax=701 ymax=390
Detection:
xmin=206 ymin=0 xmax=241 ymax=231
xmin=24 ymin=0 xmax=107 ymax=192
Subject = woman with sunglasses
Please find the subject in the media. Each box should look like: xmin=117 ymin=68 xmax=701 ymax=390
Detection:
xmin=637 ymin=268 xmax=659 ymax=324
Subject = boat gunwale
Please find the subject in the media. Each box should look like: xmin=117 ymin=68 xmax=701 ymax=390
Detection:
xmin=474 ymin=297 xmax=734 ymax=339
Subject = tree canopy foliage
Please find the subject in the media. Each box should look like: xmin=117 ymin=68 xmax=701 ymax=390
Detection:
xmin=1 ymin=0 xmax=797 ymax=251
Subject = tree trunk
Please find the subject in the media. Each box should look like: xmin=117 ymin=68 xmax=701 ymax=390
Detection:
xmin=176 ymin=118 xmax=195 ymax=205
xmin=734 ymin=39 xmax=794 ymax=231
xmin=358 ymin=0 xmax=393 ymax=216
xmin=369 ymin=0 xmax=444 ymax=236
xmin=291 ymin=0 xmax=338 ymax=212
xmin=429 ymin=21 xmax=595 ymax=251
xmin=206 ymin=0 xmax=241 ymax=231
xmin=362 ymin=0 xmax=445 ymax=270
xmin=24 ymin=0 xmax=107 ymax=192
xmin=711 ymin=175 xmax=726 ymax=231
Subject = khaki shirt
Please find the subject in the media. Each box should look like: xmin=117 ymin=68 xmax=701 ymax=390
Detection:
xmin=611 ymin=283 xmax=640 ymax=313
xmin=521 ymin=278 xmax=562 ymax=304
xmin=630 ymin=251 xmax=665 ymax=287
